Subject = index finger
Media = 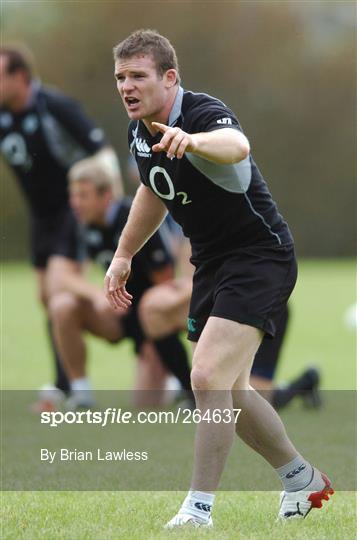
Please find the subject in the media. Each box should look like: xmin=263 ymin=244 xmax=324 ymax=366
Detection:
xmin=104 ymin=273 xmax=111 ymax=296
xmin=151 ymin=122 xmax=168 ymax=133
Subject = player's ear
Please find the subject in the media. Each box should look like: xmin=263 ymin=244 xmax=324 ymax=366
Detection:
xmin=164 ymin=69 xmax=178 ymax=88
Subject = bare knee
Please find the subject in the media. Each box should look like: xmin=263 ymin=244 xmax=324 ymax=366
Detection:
xmin=191 ymin=363 xmax=220 ymax=391
xmin=48 ymin=292 xmax=81 ymax=325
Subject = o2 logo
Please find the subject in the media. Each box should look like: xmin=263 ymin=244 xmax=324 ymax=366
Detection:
xmin=0 ymin=133 xmax=32 ymax=171
xmin=149 ymin=166 xmax=192 ymax=205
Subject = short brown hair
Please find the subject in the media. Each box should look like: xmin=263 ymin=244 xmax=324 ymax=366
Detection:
xmin=113 ymin=29 xmax=180 ymax=84
xmin=0 ymin=46 xmax=33 ymax=82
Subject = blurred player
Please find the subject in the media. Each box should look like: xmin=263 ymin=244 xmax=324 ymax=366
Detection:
xmin=48 ymin=156 xmax=192 ymax=408
xmin=0 ymin=46 xmax=120 ymax=406
xmin=105 ymin=30 xmax=333 ymax=526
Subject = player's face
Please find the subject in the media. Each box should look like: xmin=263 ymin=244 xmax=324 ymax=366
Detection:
xmin=69 ymin=180 xmax=110 ymax=225
xmin=0 ymin=56 xmax=25 ymax=108
xmin=114 ymin=55 xmax=176 ymax=123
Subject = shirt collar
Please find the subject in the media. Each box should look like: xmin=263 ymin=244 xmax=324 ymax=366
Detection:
xmin=168 ymin=86 xmax=184 ymax=126
xmin=26 ymin=80 xmax=41 ymax=109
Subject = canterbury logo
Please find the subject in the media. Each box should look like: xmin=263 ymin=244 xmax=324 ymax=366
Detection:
xmin=217 ymin=117 xmax=232 ymax=125
xmin=194 ymin=502 xmax=211 ymax=513
xmin=286 ymin=464 xmax=306 ymax=479
xmin=187 ymin=318 xmax=197 ymax=332
xmin=135 ymin=138 xmax=151 ymax=156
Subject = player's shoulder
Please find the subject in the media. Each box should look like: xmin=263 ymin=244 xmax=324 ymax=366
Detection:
xmin=38 ymin=84 xmax=80 ymax=113
xmin=181 ymin=89 xmax=238 ymax=130
xmin=182 ymin=89 xmax=228 ymax=115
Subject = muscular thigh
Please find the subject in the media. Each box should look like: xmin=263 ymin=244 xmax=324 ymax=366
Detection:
xmin=46 ymin=256 xmax=83 ymax=298
xmin=192 ymin=316 xmax=263 ymax=389
xmin=139 ymin=279 xmax=191 ymax=338
xmin=81 ymin=298 xmax=124 ymax=343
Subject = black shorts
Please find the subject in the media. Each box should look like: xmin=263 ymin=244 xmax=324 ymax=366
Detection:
xmin=187 ymin=244 xmax=297 ymax=342
xmin=251 ymin=304 xmax=290 ymax=380
xmin=121 ymin=306 xmax=145 ymax=354
xmin=30 ymin=207 xmax=85 ymax=269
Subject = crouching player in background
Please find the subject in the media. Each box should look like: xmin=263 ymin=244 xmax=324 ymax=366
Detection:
xmin=48 ymin=156 xmax=192 ymax=408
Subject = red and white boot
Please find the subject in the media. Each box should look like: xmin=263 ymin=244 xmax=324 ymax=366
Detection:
xmin=278 ymin=471 xmax=334 ymax=520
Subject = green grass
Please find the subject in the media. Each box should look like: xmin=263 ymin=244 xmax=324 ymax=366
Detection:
xmin=1 ymin=259 xmax=355 ymax=390
xmin=1 ymin=262 xmax=135 ymax=390
xmin=1 ymin=259 xmax=356 ymax=538
xmin=1 ymin=491 xmax=355 ymax=540
xmin=276 ymin=259 xmax=356 ymax=389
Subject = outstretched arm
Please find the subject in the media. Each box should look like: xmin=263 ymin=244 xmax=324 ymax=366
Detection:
xmin=104 ymin=184 xmax=168 ymax=310
xmin=152 ymin=123 xmax=250 ymax=164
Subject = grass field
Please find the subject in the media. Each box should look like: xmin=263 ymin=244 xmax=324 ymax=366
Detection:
xmin=2 ymin=491 xmax=355 ymax=540
xmin=1 ymin=259 xmax=356 ymax=539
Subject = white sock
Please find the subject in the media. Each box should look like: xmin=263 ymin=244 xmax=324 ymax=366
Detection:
xmin=276 ymin=455 xmax=324 ymax=492
xmin=70 ymin=377 xmax=93 ymax=405
xmin=70 ymin=377 xmax=92 ymax=392
xmin=180 ymin=490 xmax=215 ymax=522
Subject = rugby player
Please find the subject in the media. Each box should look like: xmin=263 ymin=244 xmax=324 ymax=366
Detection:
xmin=104 ymin=30 xmax=333 ymax=525
xmin=0 ymin=46 xmax=119 ymax=405
xmin=48 ymin=156 xmax=192 ymax=408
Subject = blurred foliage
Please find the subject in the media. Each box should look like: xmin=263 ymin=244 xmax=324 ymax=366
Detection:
xmin=1 ymin=1 xmax=355 ymax=258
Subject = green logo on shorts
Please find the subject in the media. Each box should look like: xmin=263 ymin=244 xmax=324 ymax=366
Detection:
xmin=187 ymin=317 xmax=197 ymax=332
